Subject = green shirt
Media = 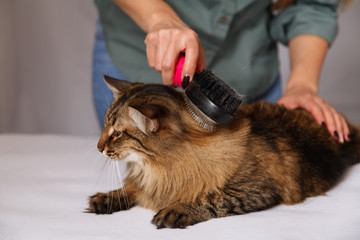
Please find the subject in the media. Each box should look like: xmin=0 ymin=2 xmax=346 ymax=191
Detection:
xmin=95 ymin=0 xmax=338 ymax=102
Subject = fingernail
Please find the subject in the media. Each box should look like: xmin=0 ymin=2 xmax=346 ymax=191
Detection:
xmin=182 ymin=75 xmax=190 ymax=89
xmin=334 ymin=130 xmax=344 ymax=143
xmin=339 ymin=133 xmax=344 ymax=143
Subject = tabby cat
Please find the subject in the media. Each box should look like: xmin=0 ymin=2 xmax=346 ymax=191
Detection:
xmin=87 ymin=77 xmax=360 ymax=229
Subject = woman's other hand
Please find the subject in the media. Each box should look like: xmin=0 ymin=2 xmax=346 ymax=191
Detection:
xmin=278 ymin=84 xmax=350 ymax=143
xmin=281 ymin=35 xmax=350 ymax=143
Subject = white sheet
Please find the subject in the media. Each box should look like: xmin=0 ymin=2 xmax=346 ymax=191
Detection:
xmin=0 ymin=134 xmax=359 ymax=240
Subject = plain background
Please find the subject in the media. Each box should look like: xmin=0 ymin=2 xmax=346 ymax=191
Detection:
xmin=0 ymin=0 xmax=359 ymax=136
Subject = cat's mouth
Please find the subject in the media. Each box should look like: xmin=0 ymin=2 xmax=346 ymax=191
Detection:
xmin=104 ymin=150 xmax=141 ymax=163
xmin=103 ymin=149 xmax=117 ymax=159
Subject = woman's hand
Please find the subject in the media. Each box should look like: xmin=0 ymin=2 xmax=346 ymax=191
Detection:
xmin=145 ymin=21 xmax=206 ymax=86
xmin=278 ymin=85 xmax=350 ymax=143
xmin=281 ymin=35 xmax=350 ymax=143
xmin=113 ymin=0 xmax=206 ymax=86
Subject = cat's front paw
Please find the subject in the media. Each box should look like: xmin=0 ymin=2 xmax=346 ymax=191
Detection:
xmin=87 ymin=192 xmax=120 ymax=214
xmin=152 ymin=204 xmax=198 ymax=229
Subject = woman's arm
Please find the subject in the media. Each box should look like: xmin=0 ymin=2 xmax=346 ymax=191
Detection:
xmin=278 ymin=35 xmax=350 ymax=143
xmin=112 ymin=0 xmax=206 ymax=85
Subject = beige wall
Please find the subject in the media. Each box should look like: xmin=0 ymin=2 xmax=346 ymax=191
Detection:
xmin=0 ymin=0 xmax=16 ymax=132
xmin=0 ymin=0 xmax=99 ymax=135
xmin=0 ymin=0 xmax=359 ymax=136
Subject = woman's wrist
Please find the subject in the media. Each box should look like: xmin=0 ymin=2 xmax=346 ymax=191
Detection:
xmin=286 ymin=35 xmax=328 ymax=96
xmin=146 ymin=11 xmax=188 ymax=32
xmin=113 ymin=0 xmax=183 ymax=33
xmin=285 ymin=75 xmax=319 ymax=95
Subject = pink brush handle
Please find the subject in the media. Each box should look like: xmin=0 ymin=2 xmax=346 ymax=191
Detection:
xmin=174 ymin=55 xmax=185 ymax=88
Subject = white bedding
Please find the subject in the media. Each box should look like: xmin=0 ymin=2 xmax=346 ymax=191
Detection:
xmin=0 ymin=134 xmax=359 ymax=240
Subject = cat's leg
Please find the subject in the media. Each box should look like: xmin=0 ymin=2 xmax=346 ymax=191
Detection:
xmin=87 ymin=181 xmax=138 ymax=214
xmin=215 ymin=181 xmax=280 ymax=216
xmin=152 ymin=180 xmax=280 ymax=228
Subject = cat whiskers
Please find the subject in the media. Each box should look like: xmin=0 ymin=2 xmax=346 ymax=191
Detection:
xmin=105 ymin=158 xmax=130 ymax=213
xmin=106 ymin=159 xmax=112 ymax=214
xmin=115 ymin=160 xmax=130 ymax=209
xmin=94 ymin=156 xmax=110 ymax=191
xmin=108 ymin=160 xmax=118 ymax=214
xmin=114 ymin=161 xmax=123 ymax=211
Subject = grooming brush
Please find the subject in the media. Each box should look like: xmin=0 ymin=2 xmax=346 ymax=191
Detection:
xmin=174 ymin=55 xmax=243 ymax=131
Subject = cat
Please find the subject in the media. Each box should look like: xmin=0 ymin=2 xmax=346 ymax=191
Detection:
xmin=87 ymin=76 xmax=360 ymax=229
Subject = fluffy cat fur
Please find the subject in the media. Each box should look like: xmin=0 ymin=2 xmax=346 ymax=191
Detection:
xmin=87 ymin=77 xmax=360 ymax=229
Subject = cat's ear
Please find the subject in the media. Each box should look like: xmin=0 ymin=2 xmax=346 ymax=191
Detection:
xmin=104 ymin=75 xmax=132 ymax=96
xmin=128 ymin=106 xmax=159 ymax=134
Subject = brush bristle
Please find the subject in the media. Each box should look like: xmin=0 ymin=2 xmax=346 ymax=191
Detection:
xmin=184 ymin=96 xmax=217 ymax=132
xmin=193 ymin=70 xmax=243 ymax=115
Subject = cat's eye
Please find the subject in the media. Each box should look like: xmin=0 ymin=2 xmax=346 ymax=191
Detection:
xmin=111 ymin=130 xmax=121 ymax=139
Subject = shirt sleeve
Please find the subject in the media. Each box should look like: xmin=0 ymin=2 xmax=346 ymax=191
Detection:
xmin=270 ymin=0 xmax=339 ymax=46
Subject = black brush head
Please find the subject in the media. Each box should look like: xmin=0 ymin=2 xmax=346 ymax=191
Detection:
xmin=184 ymin=69 xmax=243 ymax=126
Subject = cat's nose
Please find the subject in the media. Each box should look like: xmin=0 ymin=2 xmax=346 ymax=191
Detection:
xmin=97 ymin=144 xmax=104 ymax=153
xmin=97 ymin=141 xmax=106 ymax=153
xmin=97 ymin=133 xmax=107 ymax=153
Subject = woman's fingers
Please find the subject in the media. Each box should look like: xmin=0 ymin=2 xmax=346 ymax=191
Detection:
xmin=181 ymin=29 xmax=201 ymax=82
xmin=313 ymin=96 xmax=350 ymax=143
xmin=145 ymin=27 xmax=205 ymax=86
xmin=312 ymin=97 xmax=338 ymax=139
xmin=161 ymin=35 xmax=180 ymax=85
xmin=155 ymin=29 xmax=171 ymax=73
xmin=342 ymin=115 xmax=351 ymax=141
xmin=196 ymin=45 xmax=207 ymax=73
xmin=144 ymin=33 xmax=157 ymax=70
xmin=278 ymin=91 xmax=350 ymax=143
xmin=330 ymin=107 xmax=350 ymax=142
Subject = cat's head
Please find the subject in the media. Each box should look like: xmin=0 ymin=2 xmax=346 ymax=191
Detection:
xmin=97 ymin=76 xmax=198 ymax=162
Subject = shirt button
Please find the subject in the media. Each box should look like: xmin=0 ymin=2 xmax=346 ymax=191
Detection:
xmin=219 ymin=16 xmax=228 ymax=24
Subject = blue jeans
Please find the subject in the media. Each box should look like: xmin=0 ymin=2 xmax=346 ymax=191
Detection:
xmin=92 ymin=21 xmax=127 ymax=128
xmin=252 ymin=75 xmax=282 ymax=104
xmin=92 ymin=22 xmax=282 ymax=129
